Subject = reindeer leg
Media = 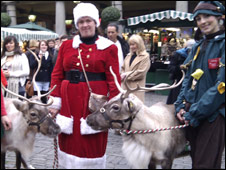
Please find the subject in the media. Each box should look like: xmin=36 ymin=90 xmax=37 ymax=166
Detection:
xmin=1 ymin=152 xmax=6 ymax=169
xmin=16 ymin=151 xmax=22 ymax=169
xmin=148 ymin=157 xmax=156 ymax=169
xmin=15 ymin=151 xmax=31 ymax=169
xmin=20 ymin=156 xmax=30 ymax=169
xmin=161 ymin=158 xmax=173 ymax=169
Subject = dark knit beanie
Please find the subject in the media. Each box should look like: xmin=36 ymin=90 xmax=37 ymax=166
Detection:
xmin=193 ymin=1 xmax=225 ymax=18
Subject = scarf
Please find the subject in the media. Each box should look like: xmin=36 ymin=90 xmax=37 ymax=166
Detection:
xmin=202 ymin=30 xmax=225 ymax=49
xmin=5 ymin=51 xmax=14 ymax=56
xmin=80 ymin=33 xmax=98 ymax=45
xmin=39 ymin=51 xmax=49 ymax=60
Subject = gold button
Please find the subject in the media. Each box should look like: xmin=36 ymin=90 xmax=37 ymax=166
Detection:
xmin=87 ymin=55 xmax=90 ymax=59
xmin=76 ymin=63 xmax=80 ymax=66
xmin=89 ymin=48 xmax=92 ymax=52
xmin=77 ymin=56 xmax=80 ymax=59
xmin=85 ymin=64 xmax=89 ymax=67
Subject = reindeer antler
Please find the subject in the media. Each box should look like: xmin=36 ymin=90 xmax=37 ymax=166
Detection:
xmin=109 ymin=66 xmax=185 ymax=99
xmin=26 ymin=48 xmax=42 ymax=98
xmin=1 ymin=81 xmax=56 ymax=106
xmin=109 ymin=66 xmax=124 ymax=93
xmin=123 ymin=69 xmax=185 ymax=97
xmin=1 ymin=52 xmax=56 ymax=106
xmin=26 ymin=48 xmax=56 ymax=100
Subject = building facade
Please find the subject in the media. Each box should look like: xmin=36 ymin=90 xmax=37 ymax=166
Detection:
xmin=1 ymin=1 xmax=225 ymax=36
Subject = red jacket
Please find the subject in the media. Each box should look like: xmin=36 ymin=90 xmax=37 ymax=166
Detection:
xmin=1 ymin=91 xmax=7 ymax=116
xmin=1 ymin=69 xmax=7 ymax=116
xmin=50 ymin=35 xmax=121 ymax=168
xmin=1 ymin=69 xmax=7 ymax=87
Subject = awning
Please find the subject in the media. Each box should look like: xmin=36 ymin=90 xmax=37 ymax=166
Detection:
xmin=9 ymin=22 xmax=54 ymax=32
xmin=1 ymin=27 xmax=59 ymax=42
xmin=127 ymin=10 xmax=194 ymax=26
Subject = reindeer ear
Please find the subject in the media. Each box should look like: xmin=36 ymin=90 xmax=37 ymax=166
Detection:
xmin=12 ymin=99 xmax=28 ymax=113
xmin=125 ymin=100 xmax=136 ymax=113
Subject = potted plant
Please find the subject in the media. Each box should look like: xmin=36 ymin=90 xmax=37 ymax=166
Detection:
xmin=1 ymin=12 xmax=11 ymax=27
xmin=101 ymin=6 xmax=121 ymax=29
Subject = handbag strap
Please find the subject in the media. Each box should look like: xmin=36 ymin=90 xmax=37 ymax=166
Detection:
xmin=78 ymin=48 xmax=92 ymax=93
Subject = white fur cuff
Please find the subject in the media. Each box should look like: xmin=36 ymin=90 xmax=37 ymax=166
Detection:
xmin=58 ymin=149 xmax=106 ymax=169
xmin=56 ymin=114 xmax=73 ymax=134
xmin=48 ymin=96 xmax=61 ymax=110
xmin=80 ymin=118 xmax=103 ymax=135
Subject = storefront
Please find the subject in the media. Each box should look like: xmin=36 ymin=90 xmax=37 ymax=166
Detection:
xmin=126 ymin=10 xmax=194 ymax=95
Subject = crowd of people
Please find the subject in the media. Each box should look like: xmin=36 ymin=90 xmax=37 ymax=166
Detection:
xmin=1 ymin=1 xmax=225 ymax=169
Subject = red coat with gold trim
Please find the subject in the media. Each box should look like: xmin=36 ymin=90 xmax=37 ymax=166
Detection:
xmin=50 ymin=35 xmax=120 ymax=168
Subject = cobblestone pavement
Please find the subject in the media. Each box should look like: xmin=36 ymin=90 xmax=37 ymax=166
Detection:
xmin=4 ymin=92 xmax=225 ymax=169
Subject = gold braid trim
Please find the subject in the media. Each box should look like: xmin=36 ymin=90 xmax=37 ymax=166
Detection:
xmin=219 ymin=62 xmax=225 ymax=68
xmin=180 ymin=60 xmax=193 ymax=70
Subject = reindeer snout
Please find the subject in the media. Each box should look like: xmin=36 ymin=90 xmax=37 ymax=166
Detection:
xmin=86 ymin=115 xmax=94 ymax=127
xmin=54 ymin=124 xmax=61 ymax=134
xmin=48 ymin=124 xmax=61 ymax=137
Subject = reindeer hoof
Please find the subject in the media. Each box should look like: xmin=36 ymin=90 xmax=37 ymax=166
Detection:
xmin=28 ymin=165 xmax=35 ymax=169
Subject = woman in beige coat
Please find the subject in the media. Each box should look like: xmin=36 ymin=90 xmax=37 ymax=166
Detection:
xmin=121 ymin=34 xmax=150 ymax=102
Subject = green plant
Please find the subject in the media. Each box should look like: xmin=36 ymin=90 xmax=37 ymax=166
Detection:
xmin=1 ymin=12 xmax=11 ymax=27
xmin=101 ymin=6 xmax=121 ymax=23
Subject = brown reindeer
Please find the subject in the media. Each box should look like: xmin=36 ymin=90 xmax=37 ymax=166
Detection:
xmin=86 ymin=66 xmax=187 ymax=169
xmin=1 ymin=49 xmax=60 ymax=169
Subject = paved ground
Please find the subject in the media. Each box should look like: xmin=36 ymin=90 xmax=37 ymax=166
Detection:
xmin=4 ymin=92 xmax=225 ymax=169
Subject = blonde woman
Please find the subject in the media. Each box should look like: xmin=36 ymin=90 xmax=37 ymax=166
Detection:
xmin=121 ymin=34 xmax=150 ymax=102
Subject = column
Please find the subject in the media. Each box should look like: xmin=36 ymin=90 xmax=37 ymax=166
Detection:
xmin=176 ymin=1 xmax=189 ymax=39
xmin=5 ymin=1 xmax=17 ymax=26
xmin=176 ymin=1 xmax=188 ymax=12
xmin=111 ymin=1 xmax=123 ymax=36
xmin=55 ymin=1 xmax=66 ymax=36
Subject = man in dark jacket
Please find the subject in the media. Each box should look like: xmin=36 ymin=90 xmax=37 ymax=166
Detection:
xmin=166 ymin=39 xmax=195 ymax=104
xmin=107 ymin=23 xmax=129 ymax=72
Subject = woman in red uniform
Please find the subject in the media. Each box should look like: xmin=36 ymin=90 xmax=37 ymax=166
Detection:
xmin=1 ymin=69 xmax=12 ymax=137
xmin=48 ymin=3 xmax=120 ymax=169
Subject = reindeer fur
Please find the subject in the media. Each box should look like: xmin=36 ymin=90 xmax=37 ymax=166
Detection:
xmin=1 ymin=98 xmax=60 ymax=169
xmin=87 ymin=93 xmax=186 ymax=169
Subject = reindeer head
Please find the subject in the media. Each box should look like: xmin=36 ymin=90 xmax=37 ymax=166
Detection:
xmin=1 ymin=48 xmax=60 ymax=137
xmin=11 ymin=99 xmax=61 ymax=137
xmin=86 ymin=66 xmax=185 ymax=131
xmin=87 ymin=92 xmax=143 ymax=130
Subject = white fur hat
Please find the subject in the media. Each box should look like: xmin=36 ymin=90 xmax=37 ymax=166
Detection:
xmin=73 ymin=3 xmax=100 ymax=29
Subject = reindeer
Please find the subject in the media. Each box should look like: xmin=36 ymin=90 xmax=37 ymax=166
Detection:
xmin=1 ymin=49 xmax=60 ymax=169
xmin=86 ymin=67 xmax=187 ymax=169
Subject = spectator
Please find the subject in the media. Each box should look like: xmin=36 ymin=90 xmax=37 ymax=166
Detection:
xmin=25 ymin=39 xmax=39 ymax=98
xmin=1 ymin=70 xmax=12 ymax=137
xmin=1 ymin=91 xmax=12 ymax=135
xmin=107 ymin=23 xmax=129 ymax=72
xmin=47 ymin=39 xmax=56 ymax=57
xmin=175 ymin=1 xmax=225 ymax=169
xmin=166 ymin=39 xmax=195 ymax=104
xmin=54 ymin=37 xmax=60 ymax=49
xmin=29 ymin=40 xmax=53 ymax=103
xmin=167 ymin=38 xmax=178 ymax=59
xmin=25 ymin=39 xmax=39 ymax=72
xmin=52 ymin=35 xmax=68 ymax=67
xmin=121 ymin=34 xmax=150 ymax=103
xmin=48 ymin=3 xmax=120 ymax=169
xmin=1 ymin=36 xmax=30 ymax=98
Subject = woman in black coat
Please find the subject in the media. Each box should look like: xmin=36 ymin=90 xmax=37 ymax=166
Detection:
xmin=29 ymin=40 xmax=53 ymax=103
